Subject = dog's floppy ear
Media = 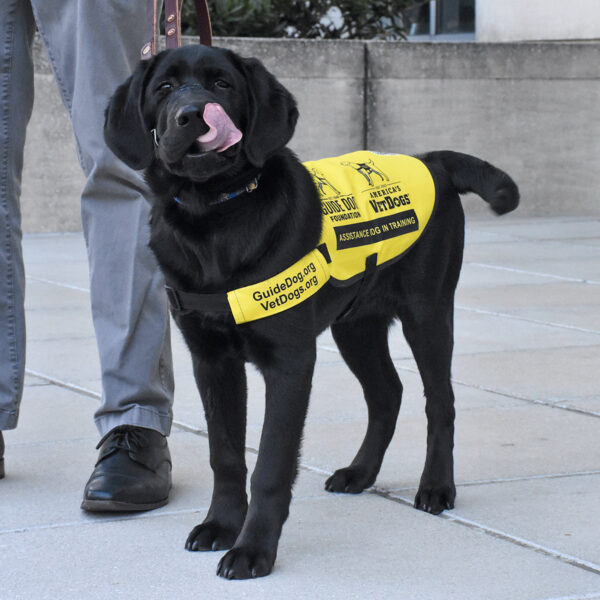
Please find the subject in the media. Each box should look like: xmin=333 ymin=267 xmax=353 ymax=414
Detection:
xmin=235 ymin=56 xmax=299 ymax=167
xmin=104 ymin=57 xmax=157 ymax=170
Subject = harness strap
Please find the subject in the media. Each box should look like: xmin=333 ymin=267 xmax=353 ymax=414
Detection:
xmin=165 ymin=286 xmax=230 ymax=314
xmin=165 ymin=245 xmax=333 ymax=320
xmin=335 ymin=253 xmax=379 ymax=322
xmin=142 ymin=0 xmax=212 ymax=60
xmin=164 ymin=246 xmax=382 ymax=324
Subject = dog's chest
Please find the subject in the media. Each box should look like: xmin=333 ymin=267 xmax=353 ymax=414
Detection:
xmin=150 ymin=217 xmax=240 ymax=291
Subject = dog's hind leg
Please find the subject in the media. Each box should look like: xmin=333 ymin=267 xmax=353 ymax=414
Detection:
xmin=325 ymin=316 xmax=402 ymax=494
xmin=398 ymin=298 xmax=457 ymax=515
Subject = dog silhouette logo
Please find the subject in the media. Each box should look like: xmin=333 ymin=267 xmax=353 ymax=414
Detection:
xmin=309 ymin=168 xmax=341 ymax=196
xmin=341 ymin=159 xmax=389 ymax=186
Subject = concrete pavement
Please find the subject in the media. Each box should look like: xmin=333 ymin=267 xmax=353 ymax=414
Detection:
xmin=1 ymin=215 xmax=599 ymax=599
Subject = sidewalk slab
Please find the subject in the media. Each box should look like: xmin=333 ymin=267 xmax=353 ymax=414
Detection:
xmin=3 ymin=469 xmax=600 ymax=600
xmin=448 ymin=474 xmax=600 ymax=565
xmin=441 ymin=345 xmax=599 ymax=406
xmin=2 ymin=218 xmax=599 ymax=599
xmin=294 ymin=370 xmax=600 ymax=486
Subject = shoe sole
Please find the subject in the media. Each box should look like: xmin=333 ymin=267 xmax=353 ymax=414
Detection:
xmin=81 ymin=496 xmax=169 ymax=513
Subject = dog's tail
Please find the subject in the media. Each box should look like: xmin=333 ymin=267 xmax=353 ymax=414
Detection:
xmin=422 ymin=151 xmax=519 ymax=215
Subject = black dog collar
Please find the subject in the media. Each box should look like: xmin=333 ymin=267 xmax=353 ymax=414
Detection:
xmin=210 ymin=175 xmax=260 ymax=206
xmin=173 ymin=174 xmax=261 ymax=206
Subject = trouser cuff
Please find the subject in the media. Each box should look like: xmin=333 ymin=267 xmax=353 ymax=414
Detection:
xmin=0 ymin=409 xmax=19 ymax=430
xmin=94 ymin=405 xmax=172 ymax=438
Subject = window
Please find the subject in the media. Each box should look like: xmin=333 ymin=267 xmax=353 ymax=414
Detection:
xmin=408 ymin=0 xmax=475 ymax=40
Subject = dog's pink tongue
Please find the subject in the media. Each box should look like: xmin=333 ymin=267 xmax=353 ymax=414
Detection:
xmin=196 ymin=103 xmax=242 ymax=152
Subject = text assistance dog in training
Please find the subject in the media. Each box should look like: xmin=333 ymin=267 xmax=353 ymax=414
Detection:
xmin=104 ymin=44 xmax=519 ymax=579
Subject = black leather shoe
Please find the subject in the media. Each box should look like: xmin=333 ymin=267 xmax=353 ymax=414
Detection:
xmin=0 ymin=431 xmax=5 ymax=479
xmin=81 ymin=426 xmax=171 ymax=512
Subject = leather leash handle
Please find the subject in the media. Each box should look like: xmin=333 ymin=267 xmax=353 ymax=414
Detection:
xmin=164 ymin=0 xmax=183 ymax=49
xmin=142 ymin=0 xmax=212 ymax=60
xmin=193 ymin=0 xmax=213 ymax=47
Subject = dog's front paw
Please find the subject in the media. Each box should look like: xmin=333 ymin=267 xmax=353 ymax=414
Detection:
xmin=185 ymin=521 xmax=239 ymax=552
xmin=325 ymin=465 xmax=376 ymax=494
xmin=217 ymin=546 xmax=275 ymax=579
xmin=414 ymin=483 xmax=456 ymax=515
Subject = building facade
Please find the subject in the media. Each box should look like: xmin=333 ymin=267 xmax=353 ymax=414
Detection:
xmin=409 ymin=0 xmax=600 ymax=42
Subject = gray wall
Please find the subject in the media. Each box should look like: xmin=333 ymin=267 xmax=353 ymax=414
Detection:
xmin=366 ymin=42 xmax=600 ymax=216
xmin=21 ymin=37 xmax=600 ymax=232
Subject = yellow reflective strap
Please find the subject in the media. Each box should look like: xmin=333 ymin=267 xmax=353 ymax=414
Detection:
xmin=227 ymin=248 xmax=330 ymax=324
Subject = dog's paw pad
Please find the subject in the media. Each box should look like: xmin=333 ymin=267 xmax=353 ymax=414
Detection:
xmin=414 ymin=484 xmax=455 ymax=515
xmin=217 ymin=546 xmax=274 ymax=580
xmin=185 ymin=522 xmax=239 ymax=552
xmin=325 ymin=466 xmax=375 ymax=494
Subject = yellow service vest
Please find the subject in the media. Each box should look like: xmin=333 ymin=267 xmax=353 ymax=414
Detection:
xmin=227 ymin=152 xmax=436 ymax=324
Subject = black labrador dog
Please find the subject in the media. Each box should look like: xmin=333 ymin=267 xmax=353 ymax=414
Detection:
xmin=104 ymin=44 xmax=519 ymax=579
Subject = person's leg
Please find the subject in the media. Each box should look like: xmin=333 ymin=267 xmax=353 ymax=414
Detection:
xmin=30 ymin=0 xmax=174 ymax=510
xmin=30 ymin=0 xmax=174 ymax=436
xmin=0 ymin=1 xmax=36 ymax=443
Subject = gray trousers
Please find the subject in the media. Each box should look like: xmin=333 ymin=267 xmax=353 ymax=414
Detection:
xmin=0 ymin=0 xmax=174 ymax=435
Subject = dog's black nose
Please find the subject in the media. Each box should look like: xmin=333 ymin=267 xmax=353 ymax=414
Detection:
xmin=175 ymin=105 xmax=203 ymax=128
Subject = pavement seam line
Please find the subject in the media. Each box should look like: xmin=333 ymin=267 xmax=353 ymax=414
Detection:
xmin=442 ymin=374 xmax=600 ymax=419
xmin=0 ymin=494 xmax=334 ymax=537
xmin=397 ymin=362 xmax=600 ymax=418
xmin=380 ymin=490 xmax=600 ymax=577
xmin=455 ymin=304 xmax=600 ymax=337
xmin=388 ymin=469 xmax=600 ymax=491
xmin=318 ymin=346 xmax=600 ymax=419
xmin=0 ymin=507 xmax=209 ymax=536
xmin=464 ymin=262 xmax=600 ymax=285
xmin=25 ymin=275 xmax=90 ymax=292
xmin=465 ymin=233 xmax=600 ymax=251
xmin=25 ymin=368 xmax=101 ymax=399
xmin=537 ymin=593 xmax=600 ymax=600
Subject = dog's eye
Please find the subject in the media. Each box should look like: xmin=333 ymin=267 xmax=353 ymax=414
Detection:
xmin=214 ymin=79 xmax=231 ymax=89
xmin=157 ymin=82 xmax=173 ymax=92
